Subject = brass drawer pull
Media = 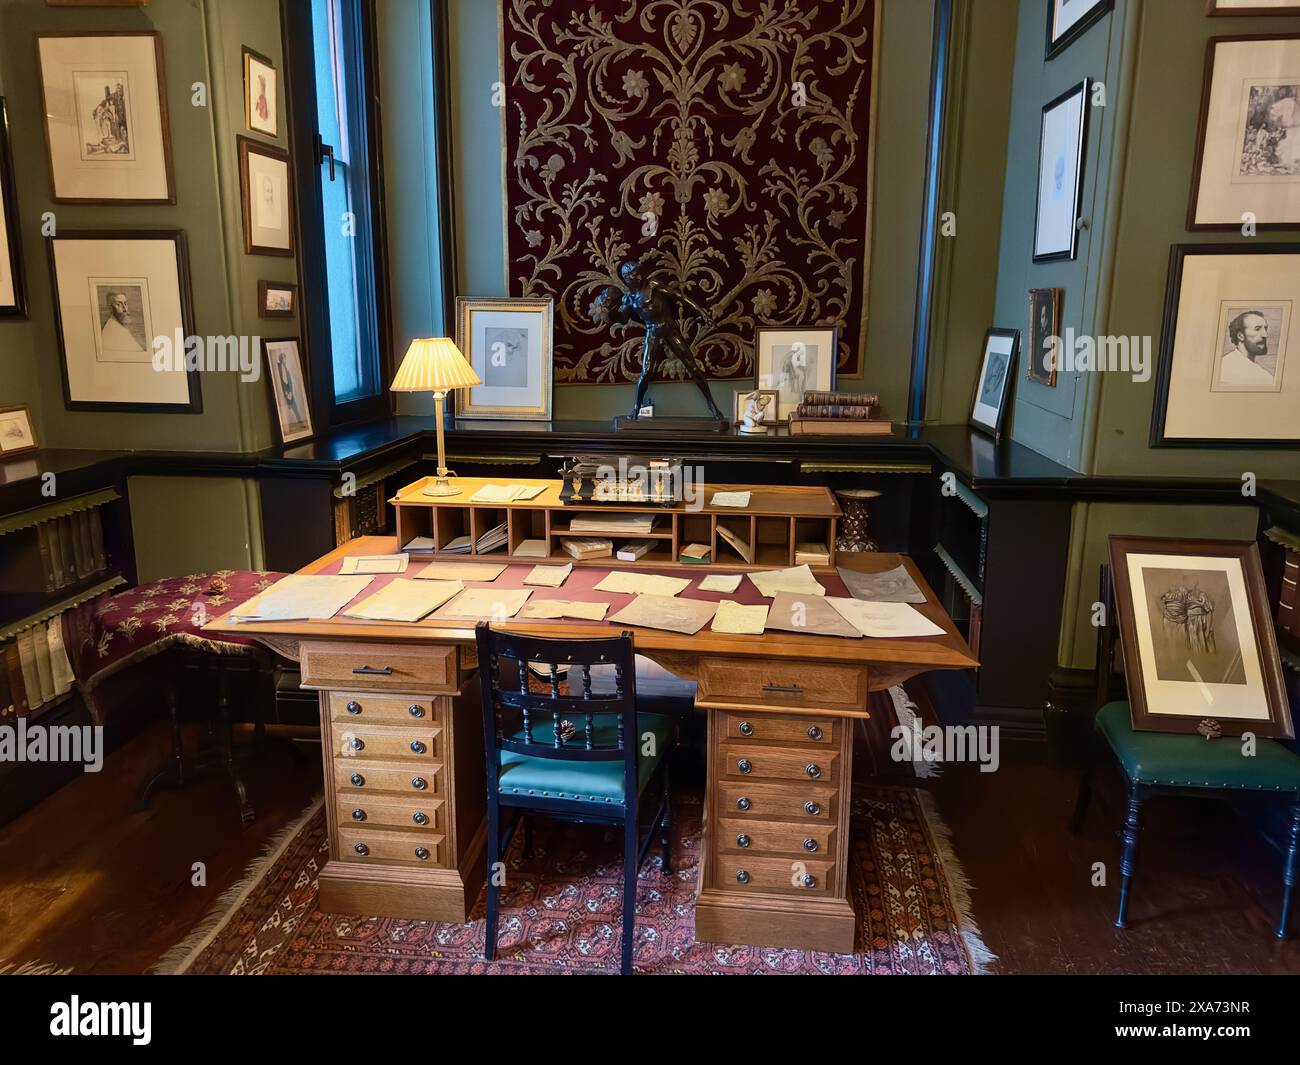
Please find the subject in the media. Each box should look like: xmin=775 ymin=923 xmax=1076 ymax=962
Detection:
xmin=410 ymin=740 xmax=427 ymax=754
xmin=414 ymin=847 xmax=430 ymax=861
xmin=350 ymin=772 xmax=365 ymax=787
xmin=738 ymin=720 xmax=754 ymax=737
xmin=801 ymin=873 xmax=817 ymax=889
xmin=804 ymin=801 xmax=821 ymax=816
xmin=736 ymin=834 xmax=751 ymax=848
xmin=413 ymin=811 xmax=429 ymax=826
xmin=807 ymin=725 xmax=823 ymax=740
xmin=735 ymin=870 xmax=750 ymax=884
xmin=346 ymin=700 xmax=362 ymax=715
xmin=408 ymin=704 xmax=425 ymax=718
xmin=737 ymin=758 xmax=753 ymax=774
xmin=805 ymin=762 xmax=822 ymax=780
xmin=736 ymin=796 xmax=751 ymax=811
xmin=761 ymin=683 xmax=803 ymax=694
xmin=351 ymin=808 xmax=366 ymax=822
xmin=347 ymin=737 xmax=364 ymax=751
xmin=352 ymin=665 xmax=393 ymax=675
xmin=803 ymin=838 xmax=818 ymax=852
xmin=353 ymin=842 xmax=369 ymax=856
xmin=411 ymin=776 xmax=428 ymax=791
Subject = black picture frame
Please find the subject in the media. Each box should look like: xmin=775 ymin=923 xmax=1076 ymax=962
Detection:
xmin=46 ymin=229 xmax=202 ymax=413
xmin=1046 ymin=0 xmax=1114 ymax=60
xmin=1033 ymin=79 xmax=1090 ymax=264
xmin=0 ymin=98 xmax=28 ymax=319
xmin=238 ymin=136 xmax=295 ymax=256
xmin=1151 ymin=242 xmax=1300 ymax=450
xmin=258 ymin=279 xmax=297 ymax=318
xmin=968 ymin=327 xmax=1020 ymax=442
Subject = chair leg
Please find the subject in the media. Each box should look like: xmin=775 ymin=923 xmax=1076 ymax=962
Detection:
xmin=1278 ymin=801 xmax=1300 ymax=940
xmin=216 ymin=659 xmax=254 ymax=825
xmin=484 ymin=804 xmax=500 ymax=961
xmin=1115 ymin=783 xmax=1145 ymax=929
xmin=621 ymin=814 xmax=638 ymax=976
xmin=658 ymin=768 xmax=673 ymax=876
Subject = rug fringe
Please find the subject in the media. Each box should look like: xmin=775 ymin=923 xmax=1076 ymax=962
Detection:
xmin=913 ymin=788 xmax=997 ymax=975
xmin=0 ymin=960 xmax=74 ymax=976
xmin=151 ymin=795 xmax=325 ymax=976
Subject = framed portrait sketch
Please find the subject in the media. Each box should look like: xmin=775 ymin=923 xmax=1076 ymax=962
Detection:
xmin=454 ymin=296 xmax=553 ymax=420
xmin=1189 ymin=35 xmax=1300 ymax=229
xmin=1109 ymin=536 xmax=1292 ymax=739
xmin=969 ymin=327 xmax=1019 ymax=440
xmin=0 ymin=98 xmax=26 ymax=319
xmin=755 ymin=326 xmax=838 ymax=421
xmin=243 ymin=47 xmax=278 ymax=137
xmin=36 ymin=32 xmax=174 ymax=204
xmin=1034 ymin=80 xmax=1090 ymax=262
xmin=1027 ymin=288 xmax=1062 ymax=387
xmin=47 ymin=230 xmax=200 ymax=412
xmin=1207 ymin=1 xmax=1300 ymax=17
xmin=0 ymin=406 xmax=38 ymax=458
xmin=1047 ymin=0 xmax=1113 ymax=60
xmin=258 ymin=279 xmax=296 ymax=318
xmin=264 ymin=338 xmax=313 ymax=443
xmin=1152 ymin=244 xmax=1300 ymax=447
xmin=238 ymin=137 xmax=293 ymax=256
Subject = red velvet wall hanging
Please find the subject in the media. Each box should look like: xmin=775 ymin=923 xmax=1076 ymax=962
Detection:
xmin=500 ymin=0 xmax=880 ymax=384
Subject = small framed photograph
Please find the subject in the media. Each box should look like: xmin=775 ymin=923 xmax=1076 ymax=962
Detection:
xmin=1189 ymin=35 xmax=1300 ymax=229
xmin=968 ymin=328 xmax=1019 ymax=440
xmin=258 ymin=279 xmax=296 ymax=318
xmin=243 ymin=47 xmax=278 ymax=138
xmin=735 ymin=387 xmax=779 ymax=427
xmin=1034 ymin=80 xmax=1090 ymax=262
xmin=264 ymin=338 xmax=313 ymax=443
xmin=36 ymin=32 xmax=175 ymax=204
xmin=755 ymin=326 xmax=838 ymax=420
xmin=1027 ymin=288 xmax=1062 ymax=387
xmin=1152 ymin=244 xmax=1300 ymax=447
xmin=0 ymin=406 xmax=38 ymax=457
xmin=1207 ymin=1 xmax=1300 ymax=15
xmin=0 ymin=98 xmax=27 ymax=319
xmin=1109 ymin=535 xmax=1292 ymax=739
xmin=1046 ymin=0 xmax=1113 ymax=60
xmin=238 ymin=137 xmax=294 ymax=256
xmin=48 ymin=230 xmax=200 ymax=412
xmin=454 ymin=296 xmax=553 ymax=420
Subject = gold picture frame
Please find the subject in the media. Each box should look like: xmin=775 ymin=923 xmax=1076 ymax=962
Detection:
xmin=1027 ymin=287 xmax=1061 ymax=387
xmin=453 ymin=296 xmax=553 ymax=421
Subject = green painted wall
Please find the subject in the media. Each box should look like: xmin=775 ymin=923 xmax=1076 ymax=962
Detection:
xmin=128 ymin=475 xmax=264 ymax=582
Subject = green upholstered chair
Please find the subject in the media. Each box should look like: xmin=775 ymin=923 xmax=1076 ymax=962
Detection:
xmin=1072 ymin=567 xmax=1300 ymax=938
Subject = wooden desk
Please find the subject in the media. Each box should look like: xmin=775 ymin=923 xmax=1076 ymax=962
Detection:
xmin=207 ymin=535 xmax=976 ymax=953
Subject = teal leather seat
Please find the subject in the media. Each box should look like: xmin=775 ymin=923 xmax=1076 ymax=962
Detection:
xmin=498 ymin=712 xmax=674 ymax=804
xmin=1096 ymin=701 xmax=1300 ymax=792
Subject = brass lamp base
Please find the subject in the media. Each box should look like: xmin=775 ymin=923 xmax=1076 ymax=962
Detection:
xmin=422 ymin=475 xmax=461 ymax=497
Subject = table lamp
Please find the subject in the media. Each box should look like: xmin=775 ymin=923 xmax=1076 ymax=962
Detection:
xmin=391 ymin=337 xmax=482 ymax=497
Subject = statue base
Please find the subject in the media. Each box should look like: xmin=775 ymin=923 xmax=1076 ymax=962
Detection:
xmin=613 ymin=415 xmax=729 ymax=433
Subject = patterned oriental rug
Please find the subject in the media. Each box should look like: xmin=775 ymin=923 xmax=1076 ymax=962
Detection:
xmin=158 ymin=786 xmax=993 ymax=975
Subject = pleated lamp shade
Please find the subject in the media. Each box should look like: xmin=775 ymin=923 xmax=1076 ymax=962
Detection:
xmin=390 ymin=337 xmax=482 ymax=393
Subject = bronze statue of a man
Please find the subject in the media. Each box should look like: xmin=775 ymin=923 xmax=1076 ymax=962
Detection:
xmin=594 ymin=261 xmax=725 ymax=420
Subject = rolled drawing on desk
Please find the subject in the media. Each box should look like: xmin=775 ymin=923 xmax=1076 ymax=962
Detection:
xmin=342 ymin=578 xmax=463 ymax=622
xmin=608 ymin=594 xmax=718 ymax=635
xmin=229 ymin=574 xmax=375 ymax=621
xmin=414 ymin=560 xmax=507 ymax=581
xmin=746 ymin=564 xmax=825 ymax=598
xmin=836 ymin=563 xmax=926 ymax=604
xmin=711 ymin=600 xmax=768 ymax=635
xmin=765 ymin=592 xmax=861 ymax=639
xmin=827 ymin=598 xmax=946 ymax=638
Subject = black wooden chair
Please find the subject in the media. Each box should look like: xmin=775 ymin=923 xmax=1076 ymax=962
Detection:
xmin=475 ymin=622 xmax=674 ymax=975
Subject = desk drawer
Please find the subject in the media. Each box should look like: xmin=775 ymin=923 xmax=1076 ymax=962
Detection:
xmin=714 ymin=855 xmax=836 ymax=896
xmin=717 ymin=817 xmax=837 ymax=857
xmin=334 ymin=725 xmax=442 ymax=762
xmin=698 ymin=657 xmax=865 ymax=711
xmin=337 ymin=825 xmax=445 ymax=867
xmin=720 ymin=712 xmax=836 ymax=747
xmin=337 ymin=795 xmax=445 ymax=833
xmin=333 ymin=760 xmax=443 ymax=797
xmin=717 ymin=742 xmax=840 ymax=785
xmin=716 ymin=780 xmax=838 ymax=822
xmin=329 ymin=691 xmax=444 ymax=726
xmin=301 ymin=640 xmax=457 ymax=692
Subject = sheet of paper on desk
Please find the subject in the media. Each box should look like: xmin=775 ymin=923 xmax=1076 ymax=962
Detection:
xmin=513 ymin=538 xmax=549 ymax=558
xmin=710 ymin=491 xmax=751 ymax=508
xmin=699 ymin=573 xmax=743 ymax=593
xmin=229 ymin=574 xmax=375 ymax=621
xmin=339 ymin=553 xmax=409 ymax=575
xmin=595 ymin=571 xmax=691 ymax=597
xmin=414 ymin=561 xmax=507 ymax=581
xmin=524 ymin=563 xmax=572 ymax=587
xmin=765 ymin=592 xmax=861 ymax=638
xmin=441 ymin=587 xmax=533 ymax=619
xmin=343 ymin=579 xmax=463 ymax=622
xmin=711 ymin=600 xmax=768 ymax=635
xmin=469 ymin=483 xmax=546 ymax=503
xmin=747 ymin=564 xmax=825 ymax=598
xmin=827 ymin=598 xmax=945 ymax=638
xmin=520 ymin=599 xmax=610 ymax=621
xmin=837 ymin=564 xmax=926 ymax=604
xmin=609 ymin=594 xmax=717 ymax=635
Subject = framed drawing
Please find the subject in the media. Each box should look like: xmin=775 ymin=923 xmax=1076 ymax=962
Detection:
xmin=264 ymin=338 xmax=313 ymax=443
xmin=755 ymin=326 xmax=838 ymax=421
xmin=1207 ymin=1 xmax=1300 ymax=14
xmin=1046 ymin=0 xmax=1113 ymax=60
xmin=1034 ymin=80 xmax=1090 ymax=262
xmin=1189 ymin=35 xmax=1300 ymax=229
xmin=1109 ymin=536 xmax=1292 ymax=739
xmin=1027 ymin=288 xmax=1062 ymax=387
xmin=243 ymin=47 xmax=278 ymax=137
xmin=0 ymin=98 xmax=26 ymax=319
xmin=238 ymin=137 xmax=294 ymax=256
xmin=969 ymin=327 xmax=1019 ymax=440
xmin=0 ymin=406 xmax=38 ymax=458
xmin=47 ymin=230 xmax=200 ymax=412
xmin=258 ymin=279 xmax=296 ymax=318
xmin=454 ymin=296 xmax=553 ymax=420
xmin=36 ymin=32 xmax=175 ymax=204
xmin=1152 ymin=243 xmax=1300 ymax=448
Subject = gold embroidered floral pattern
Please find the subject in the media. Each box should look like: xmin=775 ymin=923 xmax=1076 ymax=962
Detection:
xmin=502 ymin=0 xmax=877 ymax=383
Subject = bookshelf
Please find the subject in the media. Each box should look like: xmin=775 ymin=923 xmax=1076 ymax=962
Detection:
xmin=390 ymin=476 xmax=841 ymax=572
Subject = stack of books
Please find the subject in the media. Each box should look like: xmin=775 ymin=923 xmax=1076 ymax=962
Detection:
xmin=561 ymin=537 xmax=613 ymax=560
xmin=788 ymin=389 xmax=891 ymax=436
xmin=2 ymin=614 xmax=76 ymax=720
xmin=567 ymin=513 xmax=659 ymax=536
